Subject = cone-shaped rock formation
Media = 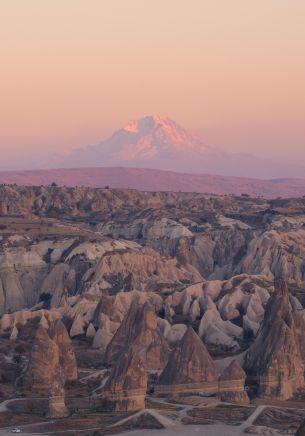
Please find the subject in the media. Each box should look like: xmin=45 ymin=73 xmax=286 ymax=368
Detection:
xmin=105 ymin=302 xmax=169 ymax=370
xmin=218 ymin=360 xmax=249 ymax=404
xmin=243 ymin=278 xmax=305 ymax=399
xmin=155 ymin=327 xmax=218 ymax=396
xmin=25 ymin=325 xmax=61 ymax=390
xmin=101 ymin=347 xmax=148 ymax=412
xmin=49 ymin=319 xmax=78 ymax=382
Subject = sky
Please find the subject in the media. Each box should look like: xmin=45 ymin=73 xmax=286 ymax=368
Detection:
xmin=0 ymin=0 xmax=304 ymax=169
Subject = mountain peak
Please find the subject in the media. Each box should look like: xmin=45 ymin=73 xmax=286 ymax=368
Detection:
xmin=63 ymin=115 xmax=215 ymax=171
xmin=123 ymin=115 xmax=164 ymax=132
xmin=122 ymin=115 xmax=186 ymax=137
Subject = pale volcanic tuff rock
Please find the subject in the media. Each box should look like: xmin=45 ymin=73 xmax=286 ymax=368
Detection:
xmin=91 ymin=247 xmax=202 ymax=294
xmin=218 ymin=360 xmax=249 ymax=404
xmin=155 ymin=327 xmax=218 ymax=396
xmin=105 ymin=302 xmax=169 ymax=371
xmin=112 ymin=290 xmax=163 ymax=322
xmin=244 ymin=279 xmax=305 ymax=399
xmin=1 ymin=309 xmax=61 ymax=333
xmin=198 ymin=309 xmax=242 ymax=349
xmin=3 ymin=186 xmax=305 ymax=289
xmin=234 ymin=229 xmax=305 ymax=285
xmin=0 ymin=230 xmax=200 ymax=317
xmin=92 ymin=328 xmax=113 ymax=350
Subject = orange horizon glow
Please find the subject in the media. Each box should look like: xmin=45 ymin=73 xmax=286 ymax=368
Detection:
xmin=0 ymin=0 xmax=304 ymax=167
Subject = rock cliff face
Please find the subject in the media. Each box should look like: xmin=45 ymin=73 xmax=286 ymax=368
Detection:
xmin=155 ymin=327 xmax=218 ymax=396
xmin=243 ymin=279 xmax=305 ymax=399
xmin=101 ymin=348 xmax=147 ymax=412
xmin=48 ymin=319 xmax=78 ymax=382
xmin=105 ymin=302 xmax=169 ymax=371
xmin=25 ymin=325 xmax=61 ymax=390
xmin=0 ymin=235 xmax=199 ymax=316
xmin=218 ymin=360 xmax=249 ymax=404
xmin=47 ymin=365 xmax=69 ymax=418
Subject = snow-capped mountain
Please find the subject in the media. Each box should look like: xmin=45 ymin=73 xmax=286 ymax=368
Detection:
xmin=62 ymin=115 xmax=304 ymax=178
xmin=63 ymin=115 xmax=223 ymax=172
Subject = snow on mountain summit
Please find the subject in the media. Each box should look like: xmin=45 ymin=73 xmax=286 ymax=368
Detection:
xmin=62 ymin=115 xmax=303 ymax=178
xmin=63 ymin=115 xmax=214 ymax=170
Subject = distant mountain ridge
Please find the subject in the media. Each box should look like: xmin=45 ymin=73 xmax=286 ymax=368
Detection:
xmin=1 ymin=166 xmax=305 ymax=198
xmin=62 ymin=115 xmax=305 ymax=179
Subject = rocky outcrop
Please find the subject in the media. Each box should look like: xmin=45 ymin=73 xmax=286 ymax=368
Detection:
xmin=155 ymin=327 xmax=218 ymax=396
xmin=93 ymin=292 xmax=115 ymax=328
xmin=48 ymin=319 xmax=78 ymax=382
xmin=105 ymin=302 xmax=169 ymax=371
xmin=86 ymin=323 xmax=96 ymax=338
xmin=198 ymin=309 xmax=242 ymax=350
xmin=47 ymin=366 xmax=69 ymax=418
xmin=218 ymin=360 xmax=249 ymax=404
xmin=92 ymin=247 xmax=202 ymax=294
xmin=92 ymin=328 xmax=113 ymax=350
xmin=9 ymin=325 xmax=18 ymax=341
xmin=25 ymin=325 xmax=61 ymax=390
xmin=101 ymin=348 xmax=147 ymax=412
xmin=243 ymin=278 xmax=305 ymax=399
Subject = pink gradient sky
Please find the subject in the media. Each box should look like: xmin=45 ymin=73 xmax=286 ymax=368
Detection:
xmin=0 ymin=0 xmax=304 ymax=168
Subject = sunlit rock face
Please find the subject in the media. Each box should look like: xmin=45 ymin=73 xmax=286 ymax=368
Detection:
xmin=244 ymin=279 xmax=305 ymax=400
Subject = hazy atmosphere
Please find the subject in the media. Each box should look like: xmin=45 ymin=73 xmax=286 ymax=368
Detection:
xmin=2 ymin=3 xmax=305 ymax=435
xmin=1 ymin=0 xmax=304 ymax=170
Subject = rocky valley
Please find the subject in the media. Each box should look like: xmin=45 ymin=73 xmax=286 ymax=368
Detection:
xmin=1 ymin=184 xmax=305 ymax=435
